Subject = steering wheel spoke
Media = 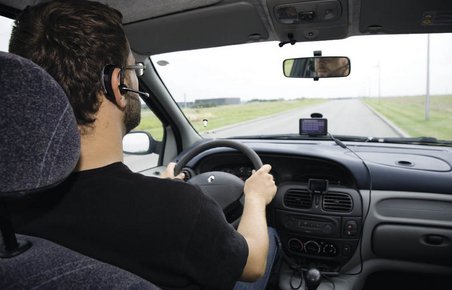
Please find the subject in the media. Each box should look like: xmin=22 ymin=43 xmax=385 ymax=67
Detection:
xmin=174 ymin=139 xmax=263 ymax=223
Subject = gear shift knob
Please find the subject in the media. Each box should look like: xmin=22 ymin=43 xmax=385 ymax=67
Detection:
xmin=305 ymin=268 xmax=321 ymax=290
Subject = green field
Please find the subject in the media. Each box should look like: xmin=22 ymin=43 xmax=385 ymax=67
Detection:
xmin=135 ymin=108 xmax=164 ymax=141
xmin=185 ymin=99 xmax=325 ymax=133
xmin=364 ymin=95 xmax=452 ymax=140
xmin=136 ymin=99 xmax=325 ymax=140
xmin=136 ymin=96 xmax=452 ymax=141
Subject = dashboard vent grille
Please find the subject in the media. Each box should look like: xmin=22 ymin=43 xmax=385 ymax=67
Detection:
xmin=323 ymin=192 xmax=352 ymax=212
xmin=284 ymin=189 xmax=312 ymax=209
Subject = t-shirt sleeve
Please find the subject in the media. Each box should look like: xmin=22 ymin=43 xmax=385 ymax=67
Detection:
xmin=182 ymin=191 xmax=248 ymax=290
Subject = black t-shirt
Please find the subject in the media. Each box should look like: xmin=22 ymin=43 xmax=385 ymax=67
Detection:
xmin=11 ymin=162 xmax=248 ymax=290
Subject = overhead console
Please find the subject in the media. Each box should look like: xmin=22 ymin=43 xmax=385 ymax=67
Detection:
xmin=267 ymin=0 xmax=349 ymax=44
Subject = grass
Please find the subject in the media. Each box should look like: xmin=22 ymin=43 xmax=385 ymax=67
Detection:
xmin=136 ymin=96 xmax=452 ymax=141
xmin=363 ymin=95 xmax=452 ymax=140
xmin=136 ymin=107 xmax=164 ymax=141
xmin=182 ymin=99 xmax=325 ymax=134
xmin=136 ymin=99 xmax=325 ymax=139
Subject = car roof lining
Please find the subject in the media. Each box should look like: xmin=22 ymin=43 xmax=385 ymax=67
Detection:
xmin=359 ymin=0 xmax=452 ymax=34
xmin=0 ymin=0 xmax=222 ymax=23
xmin=2 ymin=0 xmax=452 ymax=56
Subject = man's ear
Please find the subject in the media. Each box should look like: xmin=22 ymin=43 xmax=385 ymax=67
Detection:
xmin=110 ymin=67 xmax=127 ymax=109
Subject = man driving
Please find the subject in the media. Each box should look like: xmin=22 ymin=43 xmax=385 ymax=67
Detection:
xmin=9 ymin=0 xmax=280 ymax=289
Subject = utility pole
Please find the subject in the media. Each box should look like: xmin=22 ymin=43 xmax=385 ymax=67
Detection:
xmin=375 ymin=62 xmax=381 ymax=102
xmin=425 ymin=34 xmax=430 ymax=121
xmin=378 ymin=62 xmax=381 ymax=100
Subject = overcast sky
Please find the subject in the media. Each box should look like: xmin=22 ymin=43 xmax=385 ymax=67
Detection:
xmin=0 ymin=16 xmax=12 ymax=52
xmin=2 ymin=15 xmax=452 ymax=102
xmin=153 ymin=33 xmax=452 ymax=102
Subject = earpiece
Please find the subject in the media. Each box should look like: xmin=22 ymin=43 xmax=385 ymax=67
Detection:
xmin=119 ymin=84 xmax=149 ymax=98
xmin=102 ymin=64 xmax=149 ymax=104
xmin=101 ymin=64 xmax=117 ymax=103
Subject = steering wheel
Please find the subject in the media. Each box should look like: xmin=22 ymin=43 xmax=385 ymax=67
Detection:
xmin=174 ymin=139 xmax=263 ymax=223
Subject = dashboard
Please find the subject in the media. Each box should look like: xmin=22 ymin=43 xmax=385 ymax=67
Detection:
xmin=180 ymin=139 xmax=452 ymax=283
xmin=192 ymin=146 xmax=363 ymax=273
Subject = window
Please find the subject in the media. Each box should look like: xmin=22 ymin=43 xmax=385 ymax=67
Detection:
xmin=0 ymin=15 xmax=13 ymax=51
xmin=123 ymin=104 xmax=164 ymax=172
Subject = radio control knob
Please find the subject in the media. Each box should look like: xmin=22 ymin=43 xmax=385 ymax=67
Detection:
xmin=288 ymin=238 xmax=303 ymax=252
xmin=323 ymin=244 xmax=337 ymax=256
xmin=304 ymin=240 xmax=320 ymax=254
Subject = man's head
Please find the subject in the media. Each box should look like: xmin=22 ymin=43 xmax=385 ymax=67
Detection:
xmin=315 ymin=57 xmax=350 ymax=78
xmin=9 ymin=0 xmax=140 ymax=132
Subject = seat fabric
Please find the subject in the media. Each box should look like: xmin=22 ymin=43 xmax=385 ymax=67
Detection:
xmin=0 ymin=51 xmax=160 ymax=289
xmin=0 ymin=234 xmax=159 ymax=290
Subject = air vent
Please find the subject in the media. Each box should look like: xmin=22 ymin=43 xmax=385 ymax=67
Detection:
xmin=284 ymin=189 xmax=312 ymax=209
xmin=323 ymin=192 xmax=352 ymax=212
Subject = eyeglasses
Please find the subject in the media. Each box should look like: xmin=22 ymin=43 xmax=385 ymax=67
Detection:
xmin=124 ymin=62 xmax=146 ymax=77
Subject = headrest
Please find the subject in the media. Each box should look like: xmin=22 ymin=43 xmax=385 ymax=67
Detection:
xmin=0 ymin=52 xmax=80 ymax=198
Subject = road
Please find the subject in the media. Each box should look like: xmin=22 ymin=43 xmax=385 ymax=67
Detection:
xmin=124 ymin=99 xmax=405 ymax=172
xmin=203 ymin=99 xmax=405 ymax=138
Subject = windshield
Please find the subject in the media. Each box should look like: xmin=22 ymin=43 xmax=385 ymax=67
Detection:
xmin=151 ymin=34 xmax=452 ymax=142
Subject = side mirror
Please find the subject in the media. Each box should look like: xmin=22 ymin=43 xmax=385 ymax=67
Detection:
xmin=123 ymin=131 xmax=159 ymax=155
xmin=283 ymin=56 xmax=350 ymax=78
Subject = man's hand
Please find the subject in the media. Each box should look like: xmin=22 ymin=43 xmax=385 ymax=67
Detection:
xmin=243 ymin=164 xmax=276 ymax=205
xmin=160 ymin=162 xmax=185 ymax=180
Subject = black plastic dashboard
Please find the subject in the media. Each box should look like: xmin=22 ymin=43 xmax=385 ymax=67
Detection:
xmin=187 ymin=139 xmax=452 ymax=194
xmin=188 ymin=141 xmax=367 ymax=273
xmin=180 ymin=139 xmax=452 ymax=276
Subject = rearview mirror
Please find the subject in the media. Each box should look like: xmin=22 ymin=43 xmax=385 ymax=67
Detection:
xmin=283 ymin=57 xmax=350 ymax=78
xmin=123 ymin=131 xmax=159 ymax=155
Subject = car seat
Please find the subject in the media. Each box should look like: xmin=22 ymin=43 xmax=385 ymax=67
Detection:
xmin=0 ymin=51 xmax=161 ymax=289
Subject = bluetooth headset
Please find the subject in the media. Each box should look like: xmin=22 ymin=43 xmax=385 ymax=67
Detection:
xmin=102 ymin=64 xmax=149 ymax=105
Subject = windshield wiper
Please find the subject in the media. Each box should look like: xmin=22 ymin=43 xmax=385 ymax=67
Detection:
xmin=365 ymin=136 xmax=452 ymax=146
xmin=232 ymin=134 xmax=328 ymax=140
xmin=231 ymin=134 xmax=369 ymax=142
xmin=232 ymin=134 xmax=452 ymax=146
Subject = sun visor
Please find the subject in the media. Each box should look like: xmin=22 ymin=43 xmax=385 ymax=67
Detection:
xmin=124 ymin=2 xmax=269 ymax=55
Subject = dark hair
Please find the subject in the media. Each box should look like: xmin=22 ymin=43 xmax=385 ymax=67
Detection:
xmin=9 ymin=0 xmax=129 ymax=126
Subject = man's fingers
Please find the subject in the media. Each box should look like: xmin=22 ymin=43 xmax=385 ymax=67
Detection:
xmin=160 ymin=162 xmax=182 ymax=179
xmin=166 ymin=162 xmax=176 ymax=171
xmin=257 ymin=164 xmax=272 ymax=174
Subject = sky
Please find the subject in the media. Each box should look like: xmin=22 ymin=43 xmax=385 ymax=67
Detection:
xmin=152 ymin=33 xmax=452 ymax=102
xmin=0 ymin=16 xmax=12 ymax=51
xmin=2 ymin=15 xmax=452 ymax=102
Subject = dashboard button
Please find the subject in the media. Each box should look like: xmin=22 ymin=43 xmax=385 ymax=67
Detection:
xmin=342 ymin=244 xmax=352 ymax=256
xmin=344 ymin=220 xmax=358 ymax=236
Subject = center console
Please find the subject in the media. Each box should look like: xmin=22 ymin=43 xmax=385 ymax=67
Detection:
xmin=271 ymin=180 xmax=363 ymax=273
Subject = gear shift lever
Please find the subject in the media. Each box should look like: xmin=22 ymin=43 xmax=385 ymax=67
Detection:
xmin=305 ymin=268 xmax=321 ymax=290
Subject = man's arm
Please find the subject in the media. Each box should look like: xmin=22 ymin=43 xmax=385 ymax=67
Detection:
xmin=237 ymin=164 xmax=277 ymax=281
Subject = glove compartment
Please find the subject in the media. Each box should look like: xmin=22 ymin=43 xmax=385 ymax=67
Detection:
xmin=372 ymin=224 xmax=452 ymax=266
